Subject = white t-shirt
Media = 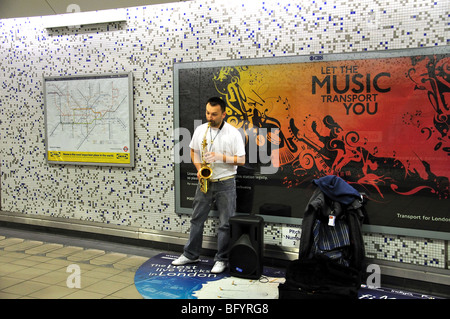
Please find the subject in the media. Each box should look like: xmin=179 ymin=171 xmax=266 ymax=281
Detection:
xmin=189 ymin=122 xmax=246 ymax=180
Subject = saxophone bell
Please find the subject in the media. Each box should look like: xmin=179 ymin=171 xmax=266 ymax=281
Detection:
xmin=199 ymin=165 xmax=213 ymax=179
xmin=199 ymin=165 xmax=212 ymax=194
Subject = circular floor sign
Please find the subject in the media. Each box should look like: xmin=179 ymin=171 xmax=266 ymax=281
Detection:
xmin=134 ymin=253 xmax=284 ymax=299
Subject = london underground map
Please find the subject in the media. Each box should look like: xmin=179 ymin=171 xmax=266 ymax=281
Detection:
xmin=44 ymin=74 xmax=134 ymax=166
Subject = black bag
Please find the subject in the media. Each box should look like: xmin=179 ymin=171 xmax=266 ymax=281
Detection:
xmin=279 ymin=256 xmax=361 ymax=299
xmin=279 ymin=176 xmax=367 ymax=299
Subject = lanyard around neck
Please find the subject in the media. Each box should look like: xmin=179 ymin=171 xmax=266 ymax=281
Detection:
xmin=208 ymin=121 xmax=224 ymax=151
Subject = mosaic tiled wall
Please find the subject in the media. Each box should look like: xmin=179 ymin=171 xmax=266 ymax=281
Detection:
xmin=0 ymin=0 xmax=448 ymax=270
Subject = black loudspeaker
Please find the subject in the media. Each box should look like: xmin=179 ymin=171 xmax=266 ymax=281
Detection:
xmin=229 ymin=215 xmax=264 ymax=279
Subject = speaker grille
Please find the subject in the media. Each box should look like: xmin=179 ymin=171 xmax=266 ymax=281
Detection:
xmin=229 ymin=234 xmax=258 ymax=276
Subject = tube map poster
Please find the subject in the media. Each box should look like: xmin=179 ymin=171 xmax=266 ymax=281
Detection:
xmin=175 ymin=47 xmax=449 ymax=236
xmin=44 ymin=73 xmax=134 ymax=167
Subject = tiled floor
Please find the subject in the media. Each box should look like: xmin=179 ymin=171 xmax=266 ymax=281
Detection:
xmin=0 ymin=227 xmax=162 ymax=299
xmin=1 ymin=226 xmax=446 ymax=300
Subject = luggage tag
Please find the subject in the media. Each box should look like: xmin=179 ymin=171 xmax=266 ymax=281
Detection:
xmin=328 ymin=212 xmax=336 ymax=227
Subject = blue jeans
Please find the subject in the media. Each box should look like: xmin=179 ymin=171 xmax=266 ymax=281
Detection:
xmin=183 ymin=178 xmax=236 ymax=262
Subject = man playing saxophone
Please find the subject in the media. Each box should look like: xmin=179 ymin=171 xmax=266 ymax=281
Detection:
xmin=172 ymin=97 xmax=246 ymax=274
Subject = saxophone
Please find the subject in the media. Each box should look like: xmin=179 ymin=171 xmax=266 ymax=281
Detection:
xmin=199 ymin=122 xmax=213 ymax=193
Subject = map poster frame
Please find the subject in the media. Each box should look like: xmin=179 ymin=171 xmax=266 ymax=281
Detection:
xmin=44 ymin=73 xmax=134 ymax=167
xmin=174 ymin=46 xmax=450 ymax=240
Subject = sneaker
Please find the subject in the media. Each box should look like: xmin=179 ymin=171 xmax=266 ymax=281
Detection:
xmin=171 ymin=255 xmax=199 ymax=266
xmin=211 ymin=261 xmax=227 ymax=274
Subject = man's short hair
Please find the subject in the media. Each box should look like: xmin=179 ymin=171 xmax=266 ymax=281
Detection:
xmin=207 ymin=97 xmax=226 ymax=113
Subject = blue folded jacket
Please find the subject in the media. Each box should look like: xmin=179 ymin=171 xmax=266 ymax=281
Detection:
xmin=313 ymin=175 xmax=361 ymax=205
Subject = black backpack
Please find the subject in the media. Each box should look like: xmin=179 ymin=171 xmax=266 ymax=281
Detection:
xmin=279 ymin=255 xmax=362 ymax=299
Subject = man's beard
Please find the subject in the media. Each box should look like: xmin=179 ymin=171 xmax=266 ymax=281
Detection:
xmin=209 ymin=119 xmax=222 ymax=128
